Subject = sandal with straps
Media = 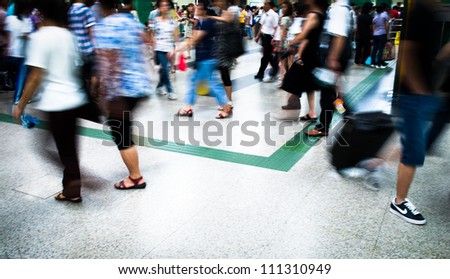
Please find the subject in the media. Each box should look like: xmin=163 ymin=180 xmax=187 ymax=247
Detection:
xmin=216 ymin=109 xmax=233 ymax=119
xmin=216 ymin=105 xmax=233 ymax=119
xmin=175 ymin=108 xmax=193 ymax=117
xmin=54 ymin=193 xmax=82 ymax=203
xmin=300 ymin=114 xmax=318 ymax=121
xmin=217 ymin=104 xmax=234 ymax=111
xmin=114 ymin=176 xmax=147 ymax=190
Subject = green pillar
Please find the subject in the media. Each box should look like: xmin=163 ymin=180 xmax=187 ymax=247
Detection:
xmin=134 ymin=0 xmax=153 ymax=24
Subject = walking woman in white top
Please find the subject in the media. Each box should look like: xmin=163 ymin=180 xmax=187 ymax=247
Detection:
xmin=13 ymin=0 xmax=90 ymax=203
xmin=150 ymin=0 xmax=179 ymax=100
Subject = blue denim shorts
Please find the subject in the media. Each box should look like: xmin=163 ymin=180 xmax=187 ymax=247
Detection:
xmin=398 ymin=94 xmax=441 ymax=166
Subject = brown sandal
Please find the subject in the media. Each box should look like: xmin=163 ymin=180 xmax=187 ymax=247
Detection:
xmin=175 ymin=108 xmax=193 ymax=117
xmin=114 ymin=176 xmax=147 ymax=190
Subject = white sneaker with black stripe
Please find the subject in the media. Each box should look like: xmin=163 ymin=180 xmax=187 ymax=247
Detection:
xmin=389 ymin=198 xmax=426 ymax=225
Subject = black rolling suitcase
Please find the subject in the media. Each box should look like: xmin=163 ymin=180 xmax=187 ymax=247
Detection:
xmin=330 ymin=111 xmax=394 ymax=171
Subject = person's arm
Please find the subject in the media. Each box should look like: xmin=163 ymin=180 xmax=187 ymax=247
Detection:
xmin=289 ymin=13 xmax=319 ymax=45
xmin=147 ymin=27 xmax=155 ymax=46
xmin=271 ymin=12 xmax=278 ymax=44
xmin=326 ymin=35 xmax=346 ymax=71
xmin=174 ymin=28 xmax=207 ymax=54
xmin=173 ymin=23 xmax=180 ymax=43
xmin=399 ymin=40 xmax=429 ymax=94
xmin=187 ymin=17 xmax=196 ymax=24
xmin=13 ymin=67 xmax=44 ymax=121
xmin=326 ymin=6 xmax=350 ymax=72
xmin=190 ymin=29 xmax=207 ymax=46
xmin=171 ymin=9 xmax=182 ymax=21
xmin=147 ymin=16 xmax=157 ymax=46
xmin=85 ymin=8 xmax=97 ymax=40
xmin=4 ymin=31 xmax=10 ymax=51
xmin=296 ymin=39 xmax=309 ymax=65
xmin=384 ymin=15 xmax=389 ymax=35
xmin=95 ymin=49 xmax=121 ymax=97
xmin=255 ymin=20 xmax=262 ymax=43
xmin=167 ymin=24 xmax=180 ymax=58
xmin=255 ymin=12 xmax=264 ymax=43
xmin=280 ymin=20 xmax=288 ymax=47
xmin=207 ymin=10 xmax=234 ymax=23
xmin=141 ymin=29 xmax=152 ymax=44
xmin=87 ymin=25 xmax=94 ymax=41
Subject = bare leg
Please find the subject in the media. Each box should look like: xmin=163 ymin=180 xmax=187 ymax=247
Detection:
xmin=186 ymin=38 xmax=191 ymax=57
xmin=279 ymin=58 xmax=286 ymax=81
xmin=395 ymin=163 xmax=416 ymax=203
xmin=306 ymin=90 xmax=317 ymax=118
xmin=224 ymin=86 xmax=232 ymax=103
xmin=118 ymin=146 xmax=144 ymax=186
xmin=170 ymin=53 xmax=175 ymax=73
xmin=287 ymin=55 xmax=294 ymax=68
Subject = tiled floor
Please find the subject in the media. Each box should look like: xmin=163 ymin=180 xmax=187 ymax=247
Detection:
xmin=0 ymin=41 xmax=449 ymax=259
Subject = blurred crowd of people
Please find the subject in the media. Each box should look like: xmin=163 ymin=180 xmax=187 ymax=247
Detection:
xmin=0 ymin=0 xmax=449 ymax=226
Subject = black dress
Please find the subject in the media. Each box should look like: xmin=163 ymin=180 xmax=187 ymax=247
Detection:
xmin=281 ymin=12 xmax=325 ymax=96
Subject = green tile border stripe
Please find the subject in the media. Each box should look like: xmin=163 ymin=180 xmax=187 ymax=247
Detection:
xmin=0 ymin=69 xmax=386 ymax=172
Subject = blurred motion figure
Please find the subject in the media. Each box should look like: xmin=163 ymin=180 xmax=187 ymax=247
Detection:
xmin=389 ymin=0 xmax=446 ymax=225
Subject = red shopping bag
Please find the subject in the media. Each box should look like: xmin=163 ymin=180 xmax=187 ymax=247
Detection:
xmin=178 ymin=54 xmax=187 ymax=71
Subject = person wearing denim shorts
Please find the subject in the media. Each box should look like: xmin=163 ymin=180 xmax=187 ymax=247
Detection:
xmin=389 ymin=0 xmax=444 ymax=225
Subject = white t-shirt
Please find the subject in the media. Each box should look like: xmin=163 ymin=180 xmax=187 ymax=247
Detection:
xmin=26 ymin=27 xmax=87 ymax=112
xmin=273 ymin=17 xmax=281 ymax=40
xmin=327 ymin=2 xmax=351 ymax=38
xmin=154 ymin=18 xmax=177 ymax=52
xmin=260 ymin=9 xmax=279 ymax=36
xmin=287 ymin=17 xmax=304 ymax=41
xmin=6 ymin=15 xmax=33 ymax=58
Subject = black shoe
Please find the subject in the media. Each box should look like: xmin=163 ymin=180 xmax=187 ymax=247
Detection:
xmin=389 ymin=198 xmax=426 ymax=225
xmin=254 ymin=75 xmax=263 ymax=80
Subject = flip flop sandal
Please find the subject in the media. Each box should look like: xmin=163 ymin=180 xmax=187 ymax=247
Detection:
xmin=300 ymin=114 xmax=318 ymax=121
xmin=215 ymin=112 xmax=232 ymax=119
xmin=54 ymin=193 xmax=82 ymax=203
xmin=114 ymin=176 xmax=147 ymax=190
xmin=216 ymin=107 xmax=233 ymax=119
xmin=218 ymin=104 xmax=233 ymax=111
xmin=175 ymin=108 xmax=193 ymax=117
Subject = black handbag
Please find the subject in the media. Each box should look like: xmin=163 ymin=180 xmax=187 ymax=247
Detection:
xmin=281 ymin=61 xmax=316 ymax=96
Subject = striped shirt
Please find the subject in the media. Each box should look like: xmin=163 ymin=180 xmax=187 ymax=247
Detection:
xmin=68 ymin=3 xmax=96 ymax=56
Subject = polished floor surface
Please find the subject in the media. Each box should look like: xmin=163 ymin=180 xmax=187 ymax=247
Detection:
xmin=1 ymin=41 xmax=449 ymax=259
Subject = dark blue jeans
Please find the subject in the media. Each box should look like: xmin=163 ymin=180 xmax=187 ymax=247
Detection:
xmin=371 ymin=34 xmax=387 ymax=66
xmin=155 ymin=51 xmax=173 ymax=93
xmin=5 ymin=56 xmax=24 ymax=97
